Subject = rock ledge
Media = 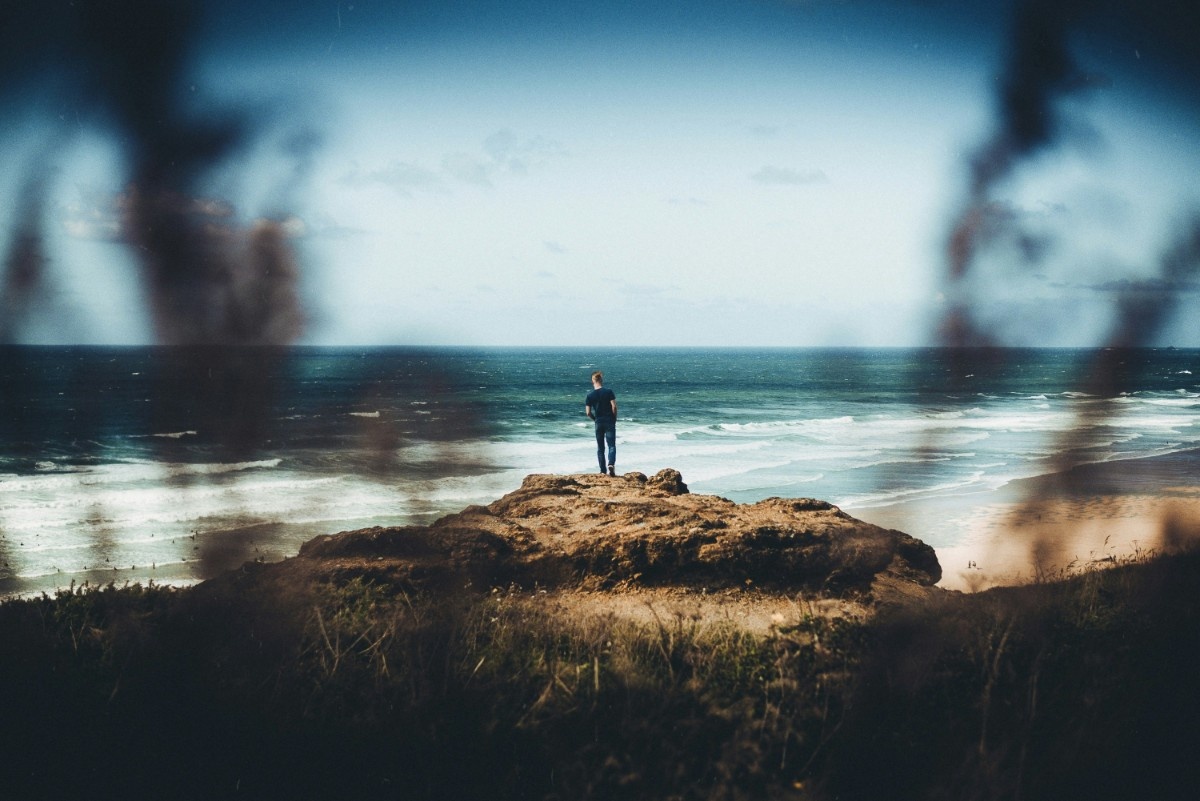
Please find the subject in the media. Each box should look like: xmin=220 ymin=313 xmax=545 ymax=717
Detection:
xmin=294 ymin=469 xmax=941 ymax=605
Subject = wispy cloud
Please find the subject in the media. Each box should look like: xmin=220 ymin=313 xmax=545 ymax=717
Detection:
xmin=1079 ymin=277 xmax=1200 ymax=294
xmin=60 ymin=196 xmax=123 ymax=241
xmin=345 ymin=130 xmax=567 ymax=196
xmin=747 ymin=124 xmax=780 ymax=138
xmin=617 ymin=282 xmax=678 ymax=297
xmin=750 ymin=165 xmax=828 ymax=186
xmin=543 ymin=240 xmax=567 ymax=255
xmin=340 ymin=161 xmax=444 ymax=196
xmin=304 ymin=214 xmax=367 ymax=239
xmin=483 ymin=128 xmax=568 ymax=173
xmin=59 ymin=189 xmax=315 ymax=248
xmin=441 ymin=152 xmax=493 ymax=187
xmin=945 ymin=199 xmax=1064 ymax=267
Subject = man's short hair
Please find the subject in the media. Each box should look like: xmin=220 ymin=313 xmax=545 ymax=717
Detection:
xmin=591 ymin=371 xmax=603 ymax=384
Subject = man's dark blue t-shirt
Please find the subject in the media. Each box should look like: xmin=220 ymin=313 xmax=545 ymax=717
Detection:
xmin=587 ymin=387 xmax=616 ymax=419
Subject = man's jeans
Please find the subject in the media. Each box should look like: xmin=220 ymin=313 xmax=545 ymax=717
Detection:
xmin=594 ymin=417 xmax=616 ymax=471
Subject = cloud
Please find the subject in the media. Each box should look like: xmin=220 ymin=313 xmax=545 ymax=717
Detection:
xmin=750 ymin=165 xmax=828 ymax=186
xmin=666 ymin=196 xmax=708 ymax=206
xmin=543 ymin=240 xmax=567 ymax=254
xmin=61 ymin=205 xmax=122 ymax=242
xmin=945 ymin=199 xmax=1063 ymax=267
xmin=340 ymin=161 xmax=444 ymax=196
xmin=747 ymin=124 xmax=780 ymax=138
xmin=442 ymin=152 xmax=493 ymax=187
xmin=58 ymin=188 xmax=309 ymax=244
xmin=483 ymin=128 xmax=567 ymax=174
xmin=306 ymin=214 xmax=367 ymax=239
xmin=441 ymin=130 xmax=567 ymax=187
xmin=344 ymin=130 xmax=567 ymax=197
xmin=1083 ymin=277 xmax=1200 ymax=295
xmin=617 ymin=282 xmax=677 ymax=297
xmin=938 ymin=0 xmax=1105 ymax=347
xmin=58 ymin=188 xmax=253 ymax=243
xmin=269 ymin=215 xmax=308 ymax=239
xmin=483 ymin=129 xmax=519 ymax=164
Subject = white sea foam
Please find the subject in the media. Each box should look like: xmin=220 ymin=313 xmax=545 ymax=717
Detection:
xmin=1138 ymin=397 xmax=1200 ymax=407
xmin=6 ymin=348 xmax=1200 ymax=598
xmin=31 ymin=462 xmax=90 ymax=473
xmin=839 ymin=471 xmax=994 ymax=509
xmin=696 ymin=472 xmax=825 ymax=496
xmin=0 ymin=459 xmax=283 ymax=499
xmin=715 ymin=416 xmax=854 ymax=433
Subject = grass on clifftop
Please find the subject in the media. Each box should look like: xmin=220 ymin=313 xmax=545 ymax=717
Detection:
xmin=1 ymin=548 xmax=1199 ymax=801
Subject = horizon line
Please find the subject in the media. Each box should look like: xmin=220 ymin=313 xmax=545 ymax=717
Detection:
xmin=3 ymin=343 xmax=1197 ymax=352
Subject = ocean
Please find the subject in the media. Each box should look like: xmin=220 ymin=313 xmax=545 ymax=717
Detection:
xmin=2 ymin=346 xmax=1198 ymax=597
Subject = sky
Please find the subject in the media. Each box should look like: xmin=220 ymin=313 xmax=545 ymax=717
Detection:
xmin=2 ymin=0 xmax=1200 ymax=347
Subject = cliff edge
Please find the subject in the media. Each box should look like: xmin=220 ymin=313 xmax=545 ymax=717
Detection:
xmin=283 ymin=469 xmax=940 ymax=615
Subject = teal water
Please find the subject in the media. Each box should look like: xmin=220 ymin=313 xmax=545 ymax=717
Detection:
xmin=2 ymin=346 xmax=1198 ymax=595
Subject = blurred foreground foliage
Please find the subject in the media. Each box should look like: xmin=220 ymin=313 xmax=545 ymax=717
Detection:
xmin=1 ymin=548 xmax=1198 ymax=801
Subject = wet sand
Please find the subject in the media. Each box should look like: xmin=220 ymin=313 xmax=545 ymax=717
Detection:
xmin=855 ymin=450 xmax=1200 ymax=592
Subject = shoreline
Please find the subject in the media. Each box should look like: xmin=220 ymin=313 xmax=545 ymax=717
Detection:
xmin=5 ymin=448 xmax=1200 ymax=599
xmin=854 ymin=448 xmax=1200 ymax=592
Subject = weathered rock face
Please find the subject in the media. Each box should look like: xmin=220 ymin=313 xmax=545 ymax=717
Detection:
xmin=297 ymin=469 xmax=940 ymax=602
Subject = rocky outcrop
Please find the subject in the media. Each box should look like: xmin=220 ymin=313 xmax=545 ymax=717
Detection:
xmin=296 ymin=469 xmax=941 ymax=604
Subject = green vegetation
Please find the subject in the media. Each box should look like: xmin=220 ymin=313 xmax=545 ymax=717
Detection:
xmin=2 ymin=549 xmax=1199 ymax=800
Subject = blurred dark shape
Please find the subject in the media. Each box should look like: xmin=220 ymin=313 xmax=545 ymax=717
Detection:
xmin=941 ymin=0 xmax=1099 ymax=348
xmin=941 ymin=0 xmax=1200 ymax=354
xmin=2 ymin=1 xmax=311 ymax=580
xmin=3 ymin=0 xmax=308 ymax=437
xmin=0 ymin=194 xmax=46 ymax=345
xmin=0 ymin=165 xmax=56 ymax=345
xmin=1056 ymin=216 xmax=1200 ymax=494
xmin=0 ymin=1 xmax=502 ymax=587
xmin=1160 ymin=506 xmax=1200 ymax=553
xmin=1057 ymin=218 xmax=1200 ymax=459
xmin=1102 ymin=216 xmax=1200 ymax=353
xmin=71 ymin=3 xmax=307 ymax=593
xmin=933 ymin=0 xmax=1200 ymax=575
xmin=67 ymin=0 xmax=304 ymax=349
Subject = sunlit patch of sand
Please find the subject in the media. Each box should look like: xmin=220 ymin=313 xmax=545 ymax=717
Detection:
xmin=936 ymin=494 xmax=1200 ymax=592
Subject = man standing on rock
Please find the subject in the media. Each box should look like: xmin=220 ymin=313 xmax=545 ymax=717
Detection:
xmin=585 ymin=371 xmax=618 ymax=476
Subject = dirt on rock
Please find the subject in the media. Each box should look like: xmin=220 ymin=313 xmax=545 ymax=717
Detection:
xmin=258 ymin=469 xmax=943 ymax=626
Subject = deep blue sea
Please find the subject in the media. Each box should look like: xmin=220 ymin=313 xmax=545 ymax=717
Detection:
xmin=2 ymin=346 xmax=1199 ymax=596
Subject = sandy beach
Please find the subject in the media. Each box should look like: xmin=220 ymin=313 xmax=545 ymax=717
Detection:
xmin=857 ymin=449 xmax=1200 ymax=592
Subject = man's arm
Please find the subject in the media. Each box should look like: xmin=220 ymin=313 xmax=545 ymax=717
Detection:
xmin=585 ymin=403 xmax=594 ymax=419
xmin=610 ymin=398 xmax=617 ymax=420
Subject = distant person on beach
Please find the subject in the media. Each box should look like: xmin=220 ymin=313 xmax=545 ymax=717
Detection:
xmin=585 ymin=371 xmax=618 ymax=476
